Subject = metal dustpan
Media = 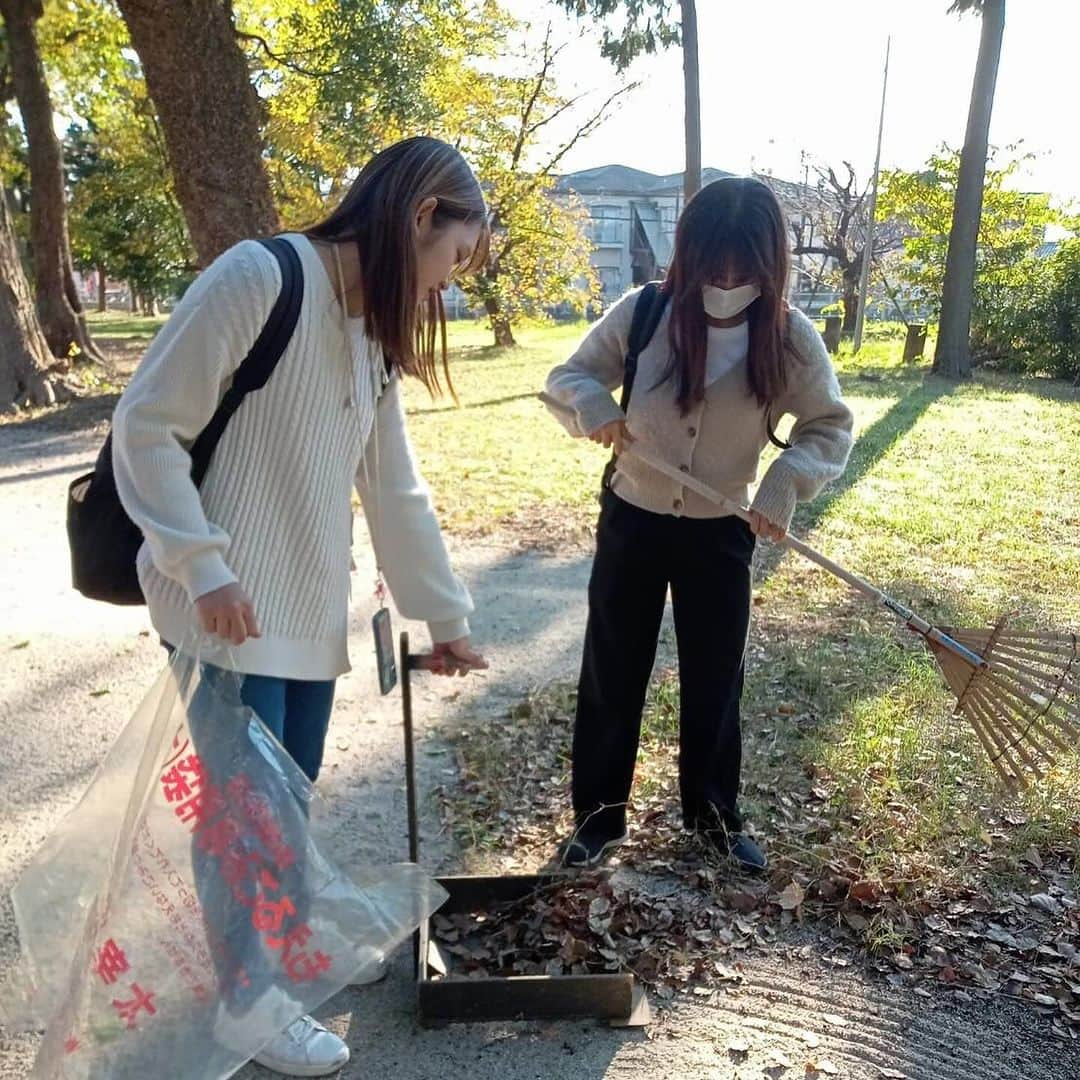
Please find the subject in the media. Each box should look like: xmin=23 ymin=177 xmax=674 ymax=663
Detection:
xmin=399 ymin=631 xmax=649 ymax=1027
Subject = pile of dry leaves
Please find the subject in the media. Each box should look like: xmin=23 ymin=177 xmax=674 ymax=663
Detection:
xmin=435 ymin=677 xmax=1079 ymax=1040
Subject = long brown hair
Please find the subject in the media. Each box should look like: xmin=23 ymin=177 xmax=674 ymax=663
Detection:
xmin=306 ymin=136 xmax=489 ymax=394
xmin=659 ymin=176 xmax=791 ymax=414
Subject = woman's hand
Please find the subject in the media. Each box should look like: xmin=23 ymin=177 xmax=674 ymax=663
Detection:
xmin=430 ymin=637 xmax=489 ymax=677
xmin=747 ymin=509 xmax=787 ymax=544
xmin=195 ymin=583 xmax=261 ymax=645
xmin=589 ymin=420 xmax=634 ymax=455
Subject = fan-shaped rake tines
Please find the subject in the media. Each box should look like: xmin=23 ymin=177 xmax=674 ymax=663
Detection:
xmin=930 ymin=621 xmax=1080 ymax=788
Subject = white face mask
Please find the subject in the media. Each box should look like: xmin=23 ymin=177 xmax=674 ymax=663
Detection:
xmin=702 ymin=282 xmax=761 ymax=319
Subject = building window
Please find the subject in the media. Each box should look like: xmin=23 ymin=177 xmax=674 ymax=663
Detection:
xmin=598 ymin=267 xmax=622 ymax=295
xmin=589 ymin=205 xmax=623 ymax=245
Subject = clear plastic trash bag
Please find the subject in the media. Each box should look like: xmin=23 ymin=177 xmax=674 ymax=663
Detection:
xmin=0 ymin=642 xmax=444 ymax=1079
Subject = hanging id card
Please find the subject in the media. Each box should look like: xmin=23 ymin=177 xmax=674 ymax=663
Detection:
xmin=373 ymin=606 xmax=397 ymax=695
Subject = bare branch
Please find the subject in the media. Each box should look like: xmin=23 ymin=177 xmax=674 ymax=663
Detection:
xmin=512 ymin=24 xmax=556 ymax=171
xmin=525 ymin=89 xmax=591 ymax=139
xmin=536 ymin=80 xmax=638 ymax=180
xmin=234 ymin=29 xmax=340 ymax=79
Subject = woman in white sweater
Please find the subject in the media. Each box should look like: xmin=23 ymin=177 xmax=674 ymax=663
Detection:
xmin=544 ymin=177 xmax=853 ymax=873
xmin=112 ymin=136 xmax=488 ymax=1076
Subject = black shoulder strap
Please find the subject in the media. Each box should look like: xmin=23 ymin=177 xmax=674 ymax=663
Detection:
xmin=766 ymin=414 xmax=792 ymax=451
xmin=619 ymin=282 xmax=668 ymax=413
xmin=190 ymin=236 xmax=304 ymax=487
xmin=602 ymin=283 xmax=669 ymax=492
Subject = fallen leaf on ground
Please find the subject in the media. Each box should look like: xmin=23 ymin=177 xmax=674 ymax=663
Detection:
xmin=779 ymin=881 xmax=806 ymax=911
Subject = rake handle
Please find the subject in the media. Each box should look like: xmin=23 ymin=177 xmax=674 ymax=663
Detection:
xmin=535 ymin=392 xmax=983 ymax=661
xmin=624 ymin=446 xmax=987 ymax=670
xmin=628 ymin=446 xmax=880 ymax=597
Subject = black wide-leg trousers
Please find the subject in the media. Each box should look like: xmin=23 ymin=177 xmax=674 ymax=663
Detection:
xmin=573 ymin=489 xmax=755 ymax=836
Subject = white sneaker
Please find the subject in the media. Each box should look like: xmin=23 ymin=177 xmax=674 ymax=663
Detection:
xmin=213 ymin=985 xmax=305 ymax=1057
xmin=253 ymin=1015 xmax=350 ymax=1077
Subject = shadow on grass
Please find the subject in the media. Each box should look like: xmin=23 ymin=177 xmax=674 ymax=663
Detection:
xmin=407 ymin=391 xmax=543 ymax=417
xmin=740 ymin=563 xmax=1080 ymax=877
xmin=755 ymin=374 xmax=958 ymax=588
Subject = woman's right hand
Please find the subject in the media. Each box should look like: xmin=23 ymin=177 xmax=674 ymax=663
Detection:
xmin=195 ymin=583 xmax=261 ymax=646
xmin=589 ymin=419 xmax=634 ymax=455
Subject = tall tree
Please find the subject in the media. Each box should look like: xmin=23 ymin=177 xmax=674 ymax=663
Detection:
xmin=0 ymin=184 xmax=58 ymax=409
xmin=233 ymin=0 xmax=508 ymax=226
xmin=67 ymin=113 xmax=192 ymax=315
xmin=0 ymin=0 xmax=102 ymax=361
xmin=114 ymin=0 xmax=279 ymax=265
xmin=878 ymin=146 xmax=1058 ymax=323
xmin=555 ymin=1 xmax=702 ymax=199
xmin=934 ymin=0 xmax=1006 ymax=378
xmin=446 ymin=25 xmax=631 ymax=346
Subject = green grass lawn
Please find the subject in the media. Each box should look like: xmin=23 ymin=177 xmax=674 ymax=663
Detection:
xmin=86 ymin=310 xmax=169 ymax=339
xmin=401 ymin=318 xmax=604 ymax=540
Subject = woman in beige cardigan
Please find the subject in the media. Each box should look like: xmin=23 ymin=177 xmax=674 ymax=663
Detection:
xmin=544 ymin=177 xmax=854 ymax=872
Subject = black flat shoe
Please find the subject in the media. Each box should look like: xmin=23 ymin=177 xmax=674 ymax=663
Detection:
xmin=698 ymin=828 xmax=768 ymax=873
xmin=726 ymin=831 xmax=768 ymax=872
xmin=558 ymin=822 xmax=628 ymax=868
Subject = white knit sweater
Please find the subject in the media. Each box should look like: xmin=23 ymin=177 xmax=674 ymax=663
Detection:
xmin=545 ymin=288 xmax=853 ymax=530
xmin=112 ymin=233 xmax=473 ymax=680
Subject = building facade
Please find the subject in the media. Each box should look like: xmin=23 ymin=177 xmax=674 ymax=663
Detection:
xmin=556 ymin=165 xmax=841 ymax=316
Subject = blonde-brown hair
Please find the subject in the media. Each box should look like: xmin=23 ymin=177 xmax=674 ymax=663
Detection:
xmin=306 ymin=136 xmax=489 ymax=394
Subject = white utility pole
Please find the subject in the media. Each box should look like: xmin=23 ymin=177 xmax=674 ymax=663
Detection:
xmin=854 ymin=35 xmax=891 ymax=353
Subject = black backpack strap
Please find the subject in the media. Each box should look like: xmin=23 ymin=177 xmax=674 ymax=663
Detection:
xmin=190 ymin=237 xmax=304 ymax=486
xmin=766 ymin=411 xmax=792 ymax=450
xmin=618 ymin=281 xmax=668 ymax=413
xmin=602 ymin=283 xmax=669 ymax=493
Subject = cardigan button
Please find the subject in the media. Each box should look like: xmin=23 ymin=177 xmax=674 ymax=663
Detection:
xmin=687 ymin=426 xmax=697 ymax=437
xmin=679 ymin=464 xmax=689 ymax=473
xmin=673 ymin=498 xmax=683 ymax=511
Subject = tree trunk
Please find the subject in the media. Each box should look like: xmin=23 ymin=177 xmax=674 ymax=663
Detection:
xmin=842 ymin=263 xmax=860 ymax=335
xmin=934 ymin=0 xmax=1006 ymax=378
xmin=128 ymin=283 xmax=138 ymax=314
xmin=0 ymin=0 xmax=104 ymax=362
xmin=0 ymin=185 xmax=56 ymax=410
xmin=484 ymin=297 xmax=516 ymax=347
xmin=97 ymin=265 xmax=107 ymax=312
xmin=680 ymin=0 xmax=701 ymax=202
xmin=114 ymin=0 xmax=279 ymax=266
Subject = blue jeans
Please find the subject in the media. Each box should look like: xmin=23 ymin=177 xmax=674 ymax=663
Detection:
xmin=234 ymin=672 xmax=336 ymax=784
xmin=162 ymin=643 xmax=337 ymax=782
